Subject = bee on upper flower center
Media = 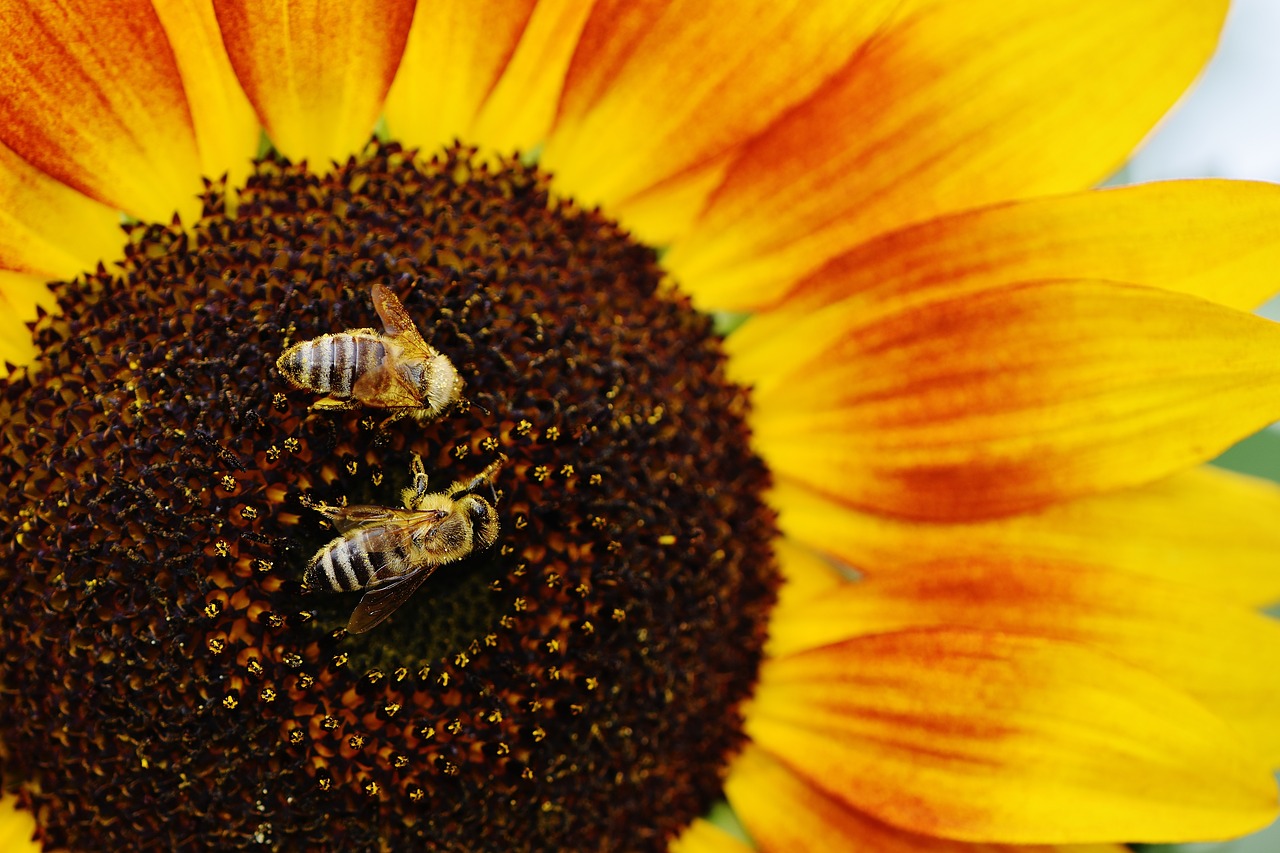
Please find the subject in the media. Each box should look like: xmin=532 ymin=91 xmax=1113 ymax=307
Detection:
xmin=276 ymin=282 xmax=465 ymax=427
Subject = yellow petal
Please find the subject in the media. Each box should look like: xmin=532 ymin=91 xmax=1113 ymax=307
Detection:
xmin=383 ymin=0 xmax=538 ymax=150
xmin=768 ymin=559 xmax=1280 ymax=763
xmin=469 ymin=0 xmax=596 ymax=153
xmin=0 ymin=141 xmax=122 ymax=279
xmin=386 ymin=0 xmax=599 ymax=156
xmin=749 ymin=629 xmax=1278 ymax=844
xmin=666 ymin=0 xmax=1228 ymax=310
xmin=769 ymin=467 xmax=1280 ymax=609
xmin=724 ymin=180 xmax=1280 ymax=314
xmin=773 ymin=537 xmax=843 ymax=612
xmin=0 ymin=793 xmax=38 ymax=853
xmin=669 ymin=817 xmax=753 ymax=853
xmin=728 ymin=744 xmax=906 ymax=852
xmin=0 ymin=271 xmax=58 ymax=374
xmin=726 ymin=744 xmax=1124 ymax=853
xmin=606 ymin=154 xmax=736 ymax=247
xmin=0 ymin=0 xmax=204 ymax=222
xmin=214 ymin=0 xmax=416 ymax=166
xmin=153 ymin=0 xmax=261 ymax=188
xmin=736 ymin=279 xmax=1280 ymax=522
xmin=540 ymin=0 xmax=902 ymax=243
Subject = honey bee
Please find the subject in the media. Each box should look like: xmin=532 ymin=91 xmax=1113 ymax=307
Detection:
xmin=303 ymin=455 xmax=505 ymax=633
xmin=276 ymin=283 xmax=465 ymax=426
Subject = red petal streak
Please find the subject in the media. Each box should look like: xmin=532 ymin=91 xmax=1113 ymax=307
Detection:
xmin=0 ymin=0 xmax=203 ymax=221
xmin=726 ymin=744 xmax=1120 ymax=853
xmin=540 ymin=0 xmax=902 ymax=228
xmin=764 ymin=181 xmax=1280 ymax=317
xmin=666 ymin=0 xmax=1228 ymax=310
xmin=768 ymin=559 xmax=1280 ymax=763
xmin=740 ymin=280 xmax=1280 ymax=522
xmin=749 ymin=628 xmax=1278 ymax=843
xmin=769 ymin=467 xmax=1280 ymax=609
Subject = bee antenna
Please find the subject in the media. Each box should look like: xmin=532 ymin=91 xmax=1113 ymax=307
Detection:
xmin=484 ymin=454 xmax=507 ymax=503
xmin=452 ymin=455 xmax=507 ymax=501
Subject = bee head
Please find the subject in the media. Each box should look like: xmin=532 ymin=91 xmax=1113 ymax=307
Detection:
xmin=419 ymin=354 xmax=465 ymax=412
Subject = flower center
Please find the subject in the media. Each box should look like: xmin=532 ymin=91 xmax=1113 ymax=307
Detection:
xmin=0 ymin=142 xmax=778 ymax=849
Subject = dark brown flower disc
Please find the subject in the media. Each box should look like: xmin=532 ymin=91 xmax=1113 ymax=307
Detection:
xmin=0 ymin=142 xmax=778 ymax=851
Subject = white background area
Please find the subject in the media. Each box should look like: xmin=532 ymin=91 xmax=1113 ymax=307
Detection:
xmin=1122 ymin=0 xmax=1280 ymax=185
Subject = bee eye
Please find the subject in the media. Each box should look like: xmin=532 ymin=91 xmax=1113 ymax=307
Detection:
xmin=468 ymin=501 xmax=489 ymax=521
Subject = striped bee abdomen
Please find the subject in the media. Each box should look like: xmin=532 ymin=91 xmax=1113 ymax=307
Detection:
xmin=278 ymin=333 xmax=386 ymax=397
xmin=305 ymin=528 xmax=411 ymax=592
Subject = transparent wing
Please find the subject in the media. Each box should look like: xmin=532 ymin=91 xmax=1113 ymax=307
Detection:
xmin=346 ymin=567 xmax=436 ymax=633
xmin=348 ymin=510 xmax=449 ymax=569
xmin=308 ymin=502 xmax=415 ymax=534
xmin=351 ymin=359 xmax=421 ymax=408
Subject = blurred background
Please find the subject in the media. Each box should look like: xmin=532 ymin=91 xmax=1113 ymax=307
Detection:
xmin=1116 ymin=1 xmax=1280 ymax=850
xmin=1118 ymin=0 xmax=1280 ymax=187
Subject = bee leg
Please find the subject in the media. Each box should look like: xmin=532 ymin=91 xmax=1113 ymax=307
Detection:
xmin=377 ymin=408 xmax=414 ymax=429
xmin=301 ymin=500 xmax=346 ymax=527
xmin=310 ymin=396 xmax=359 ymax=412
xmin=402 ymin=453 xmax=431 ymax=509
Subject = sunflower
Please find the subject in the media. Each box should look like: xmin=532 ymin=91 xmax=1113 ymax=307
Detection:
xmin=2 ymin=1 xmax=1280 ymax=851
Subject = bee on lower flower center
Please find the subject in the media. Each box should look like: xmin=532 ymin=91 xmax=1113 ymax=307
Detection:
xmin=302 ymin=455 xmax=505 ymax=633
xmin=276 ymin=282 xmax=465 ymax=427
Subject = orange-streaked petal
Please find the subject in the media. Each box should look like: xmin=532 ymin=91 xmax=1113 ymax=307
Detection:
xmin=666 ymin=0 xmax=1228 ymax=310
xmin=467 ymin=0 xmax=595 ymax=154
xmin=0 ymin=0 xmax=203 ymax=222
xmin=726 ymin=744 xmax=1125 ymax=853
xmin=540 ymin=0 xmax=902 ymax=243
xmin=389 ymin=0 xmax=593 ymax=156
xmin=768 ymin=560 xmax=1280 ymax=763
xmin=669 ymin=817 xmax=753 ymax=853
xmin=773 ymin=537 xmax=843 ymax=612
xmin=748 ymin=628 xmax=1278 ymax=844
xmin=386 ymin=0 xmax=599 ymax=154
xmin=0 ymin=141 xmax=122 ymax=278
xmin=0 ymin=271 xmax=58 ymax=374
xmin=153 ymin=0 xmax=261 ymax=188
xmin=736 ymin=279 xmax=1280 ymax=522
xmin=603 ymin=155 xmax=735 ymax=247
xmin=214 ymin=0 xmax=416 ymax=166
xmin=383 ymin=0 xmax=538 ymax=151
xmin=725 ymin=180 xmax=1280 ymax=316
xmin=770 ymin=466 xmax=1280 ymax=609
xmin=0 ymin=794 xmax=38 ymax=853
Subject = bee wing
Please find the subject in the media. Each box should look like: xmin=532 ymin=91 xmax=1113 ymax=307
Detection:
xmin=352 ymin=510 xmax=450 ymax=563
xmin=346 ymin=567 xmax=435 ymax=633
xmin=309 ymin=503 xmax=423 ymax=534
xmin=372 ymin=283 xmax=430 ymax=347
xmin=350 ymin=357 xmax=425 ymax=409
